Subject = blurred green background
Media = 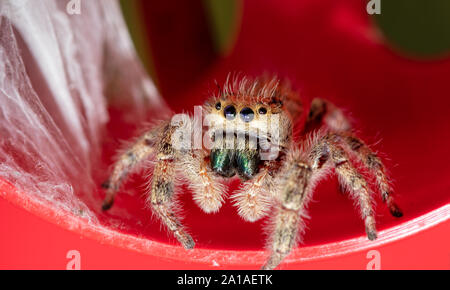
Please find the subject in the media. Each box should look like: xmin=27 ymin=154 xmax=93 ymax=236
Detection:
xmin=373 ymin=0 xmax=450 ymax=59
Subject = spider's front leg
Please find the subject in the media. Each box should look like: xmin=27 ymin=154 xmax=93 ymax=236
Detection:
xmin=262 ymin=151 xmax=315 ymax=270
xmin=103 ymin=120 xmax=195 ymax=249
xmin=149 ymin=158 xmax=195 ymax=249
xmin=263 ymin=133 xmax=379 ymax=269
xmin=148 ymin=122 xmax=195 ymax=249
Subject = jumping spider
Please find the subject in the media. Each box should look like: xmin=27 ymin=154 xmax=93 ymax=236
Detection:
xmin=101 ymin=75 xmax=402 ymax=270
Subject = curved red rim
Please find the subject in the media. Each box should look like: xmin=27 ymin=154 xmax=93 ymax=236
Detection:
xmin=1 ymin=178 xmax=448 ymax=267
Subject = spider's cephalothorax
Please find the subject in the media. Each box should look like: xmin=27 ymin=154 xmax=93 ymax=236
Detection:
xmin=102 ymin=75 xmax=403 ymax=270
xmin=204 ymin=77 xmax=297 ymax=181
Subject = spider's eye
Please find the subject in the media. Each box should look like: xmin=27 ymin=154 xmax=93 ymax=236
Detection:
xmin=224 ymin=105 xmax=236 ymax=120
xmin=215 ymin=102 xmax=221 ymax=110
xmin=240 ymin=107 xmax=254 ymax=122
xmin=258 ymin=107 xmax=267 ymax=115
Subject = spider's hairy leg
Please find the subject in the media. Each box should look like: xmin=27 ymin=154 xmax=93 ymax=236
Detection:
xmin=338 ymin=134 xmax=403 ymax=217
xmin=304 ymin=98 xmax=351 ymax=133
xmin=328 ymin=139 xmax=378 ymax=240
xmin=305 ymin=98 xmax=402 ymax=218
xmin=149 ymin=158 xmax=195 ymax=249
xmin=182 ymin=150 xmax=226 ymax=213
xmin=149 ymin=123 xmax=195 ymax=250
xmin=304 ymin=98 xmax=350 ymax=197
xmin=232 ymin=165 xmax=273 ymax=222
xmin=262 ymin=153 xmax=314 ymax=270
xmin=102 ymin=127 xmax=160 ymax=210
xmin=262 ymin=138 xmax=333 ymax=270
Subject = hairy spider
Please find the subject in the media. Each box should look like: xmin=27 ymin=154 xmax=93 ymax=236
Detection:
xmin=101 ymin=75 xmax=403 ymax=270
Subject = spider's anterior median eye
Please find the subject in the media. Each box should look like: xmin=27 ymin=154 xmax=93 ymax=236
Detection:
xmin=240 ymin=107 xmax=254 ymax=122
xmin=258 ymin=107 xmax=267 ymax=115
xmin=224 ymin=105 xmax=236 ymax=120
xmin=215 ymin=102 xmax=221 ymax=110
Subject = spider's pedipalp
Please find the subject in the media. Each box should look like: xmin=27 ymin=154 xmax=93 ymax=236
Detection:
xmin=232 ymin=166 xmax=273 ymax=222
xmin=182 ymin=150 xmax=227 ymax=213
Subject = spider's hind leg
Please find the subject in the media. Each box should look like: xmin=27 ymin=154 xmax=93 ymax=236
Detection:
xmin=304 ymin=98 xmax=351 ymax=133
xmin=327 ymin=139 xmax=378 ymax=240
xmin=304 ymin=98 xmax=403 ymax=217
xmin=334 ymin=133 xmax=403 ymax=218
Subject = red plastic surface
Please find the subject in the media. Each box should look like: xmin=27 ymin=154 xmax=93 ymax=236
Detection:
xmin=0 ymin=0 xmax=449 ymax=269
xmin=0 ymin=179 xmax=448 ymax=269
